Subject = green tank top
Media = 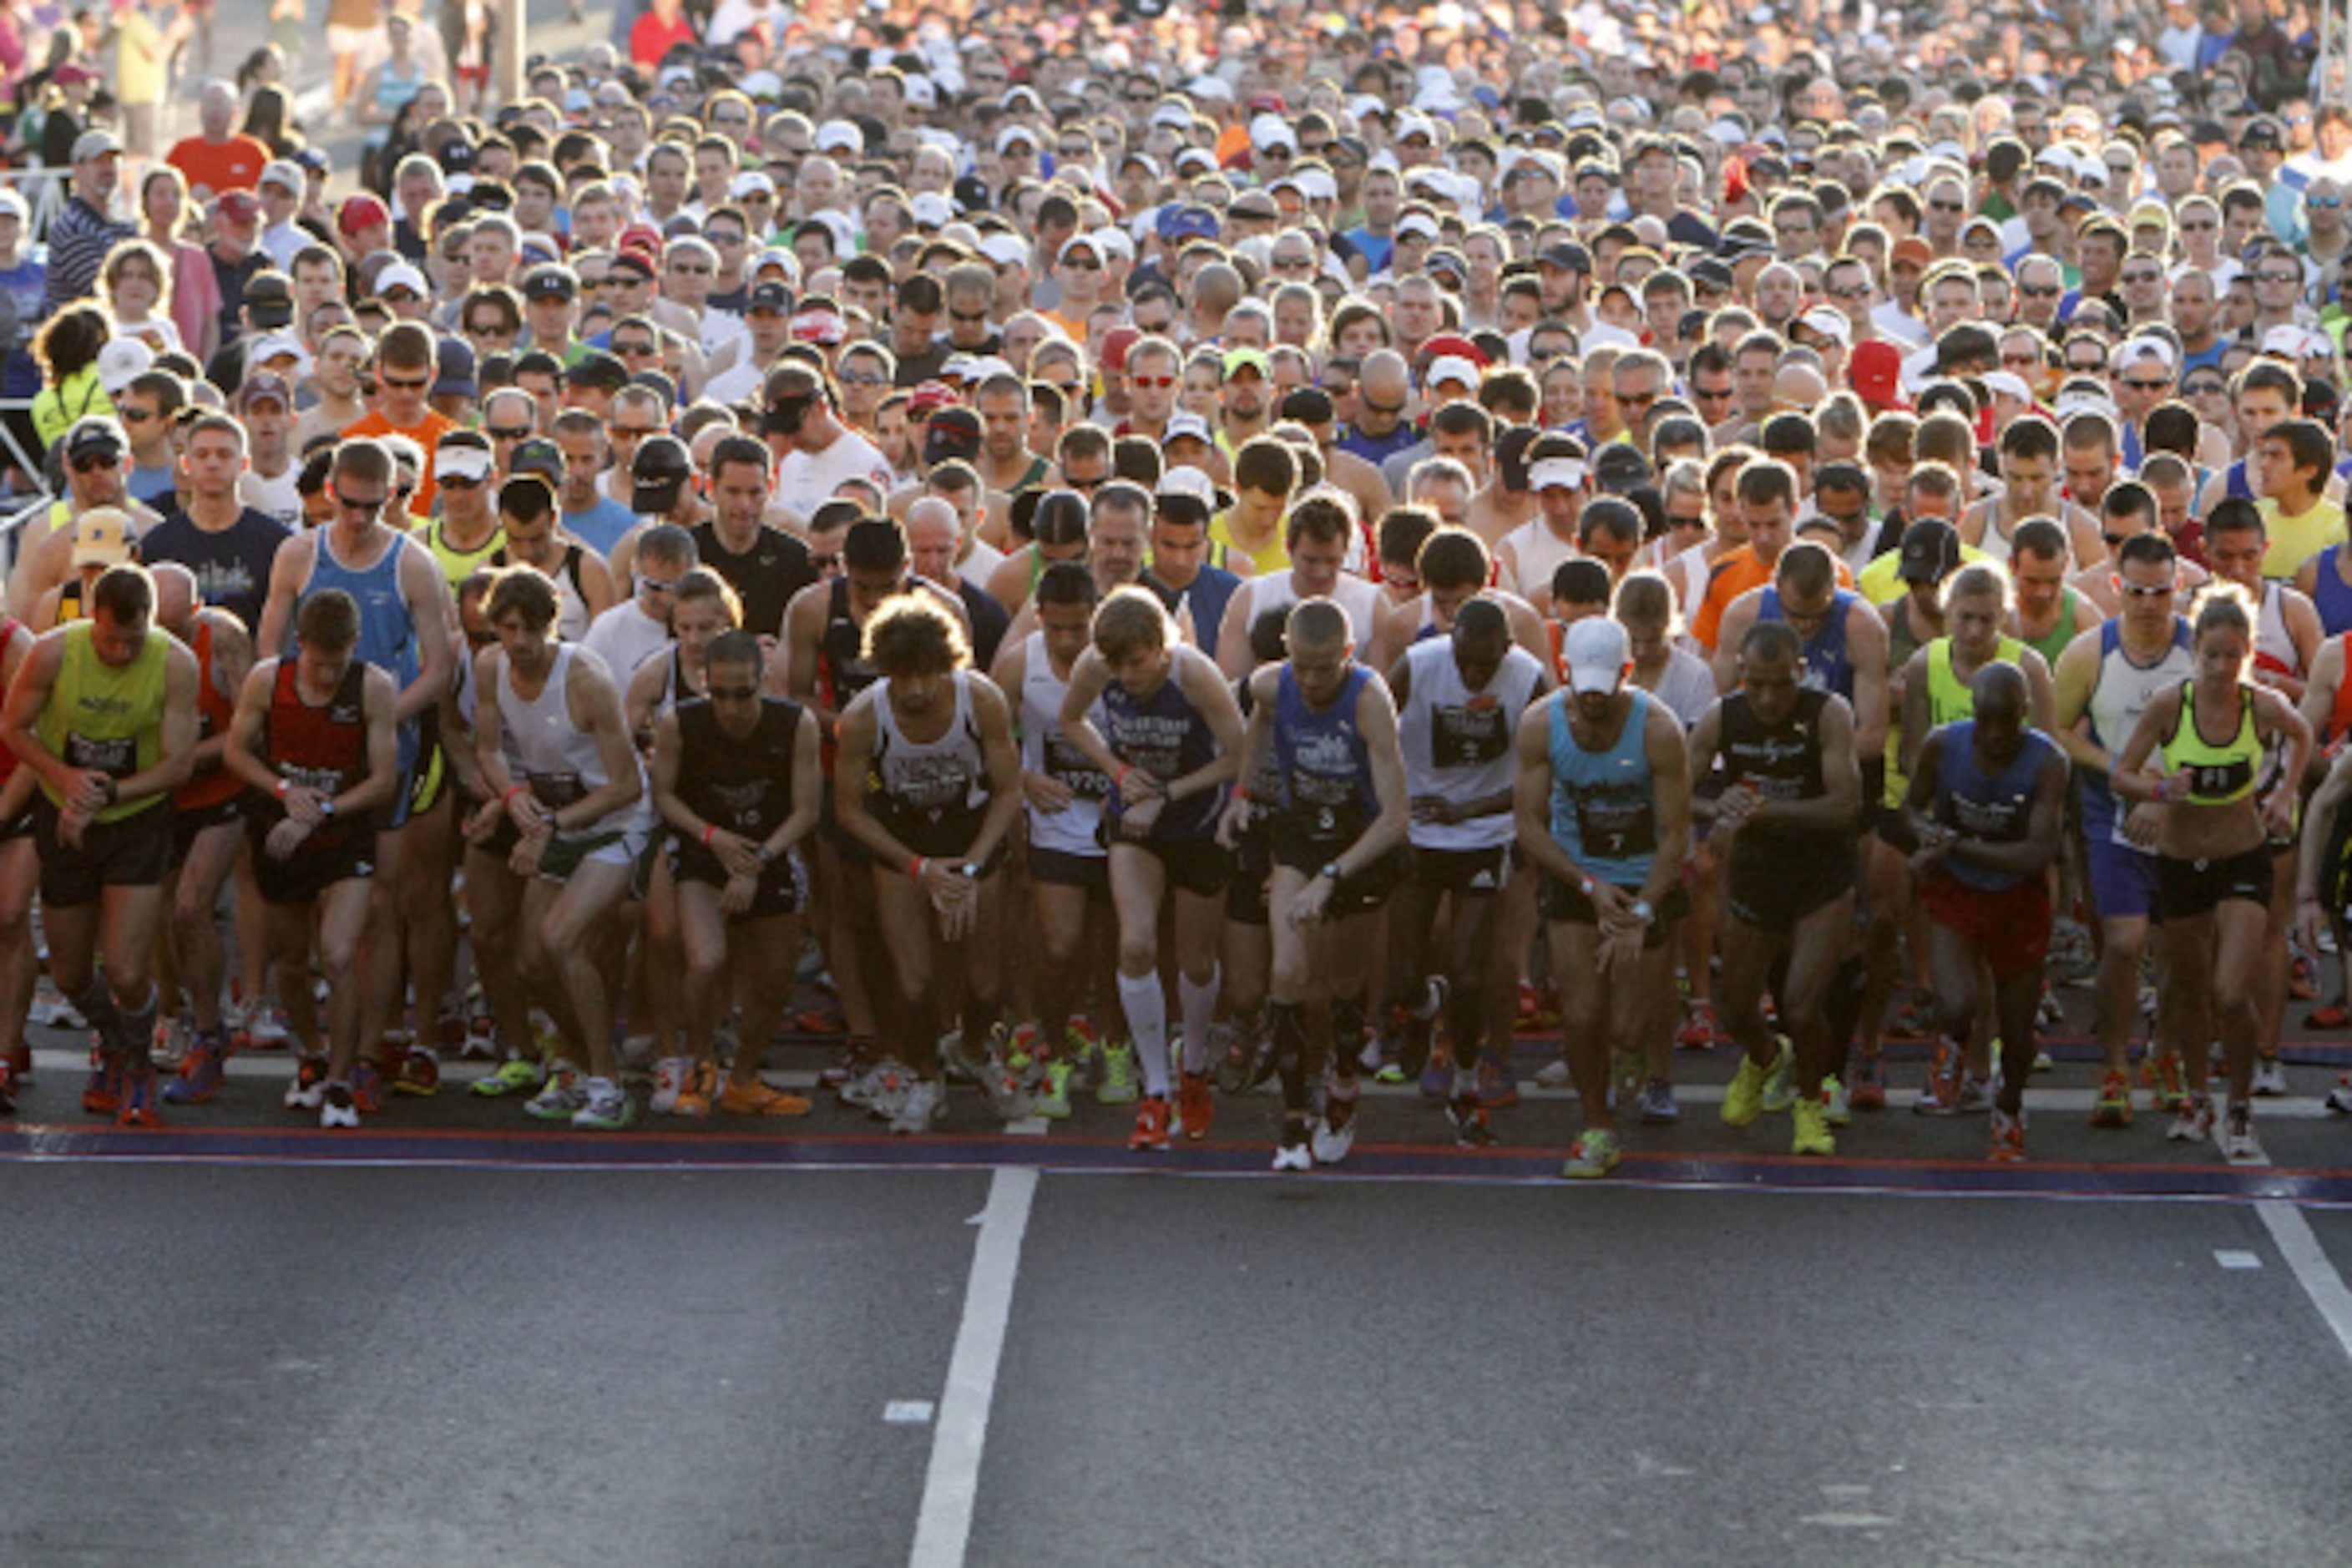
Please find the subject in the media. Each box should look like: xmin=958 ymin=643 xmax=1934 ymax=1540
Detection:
xmin=2021 ymin=588 xmax=2076 ymax=672
xmin=37 ymin=620 xmax=169 ymax=822
xmin=1925 ymin=635 xmax=2026 ymax=727
xmin=417 ymin=518 xmax=506 ymax=589
xmin=2161 ymin=680 xmax=2259 ymax=805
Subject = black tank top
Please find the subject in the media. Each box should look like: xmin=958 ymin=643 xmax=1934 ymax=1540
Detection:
xmin=673 ymin=695 xmax=802 ymax=878
xmin=817 ymin=576 xmax=883 ymax=713
xmin=1717 ymin=687 xmax=1839 ymax=851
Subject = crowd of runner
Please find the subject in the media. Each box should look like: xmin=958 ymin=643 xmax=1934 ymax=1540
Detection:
xmin=8 ymin=0 xmax=2352 ymax=1175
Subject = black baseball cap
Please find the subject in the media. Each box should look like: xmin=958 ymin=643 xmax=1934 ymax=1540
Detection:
xmin=922 ymin=406 xmax=982 ymax=467
xmin=1898 ymin=518 xmax=1962 ymax=583
xmin=564 ymin=349 xmax=629 ymax=391
xmin=507 ymin=437 xmax=564 ymax=481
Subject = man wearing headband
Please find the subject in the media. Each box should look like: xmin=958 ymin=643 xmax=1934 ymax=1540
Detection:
xmin=417 ymin=432 xmax=505 ymax=588
xmin=1495 ymin=434 xmax=1590 ymax=615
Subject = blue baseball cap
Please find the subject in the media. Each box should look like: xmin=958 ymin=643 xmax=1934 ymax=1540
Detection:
xmin=1156 ymin=204 xmax=1222 ymax=242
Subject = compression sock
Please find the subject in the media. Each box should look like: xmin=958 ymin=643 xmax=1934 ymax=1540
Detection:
xmin=1178 ymin=965 xmax=1222 ymax=1075
xmin=1115 ymin=971 xmax=1171 ymax=1099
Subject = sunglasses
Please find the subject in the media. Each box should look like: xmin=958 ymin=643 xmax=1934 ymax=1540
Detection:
xmin=707 ymin=683 xmax=761 ymax=700
xmin=70 ymin=449 xmax=122 ymax=471
xmin=1130 ymin=374 xmax=1177 ymax=389
xmin=2019 ymin=284 xmax=2061 ymax=298
xmin=438 ymin=474 xmax=483 ymax=490
xmin=380 ymin=373 xmax=429 ymax=391
xmin=486 ymin=425 xmax=530 ymax=439
xmin=2119 ymin=580 xmax=2175 ymax=597
xmin=2121 ymin=377 xmax=2170 ymax=391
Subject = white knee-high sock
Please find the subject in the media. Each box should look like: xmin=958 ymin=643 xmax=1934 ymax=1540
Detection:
xmin=1116 ymin=972 xmax=1171 ymax=1099
xmin=1178 ymin=966 xmax=1222 ymax=1075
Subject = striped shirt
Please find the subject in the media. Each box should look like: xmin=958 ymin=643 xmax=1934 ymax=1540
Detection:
xmin=42 ymin=196 xmax=134 ymax=318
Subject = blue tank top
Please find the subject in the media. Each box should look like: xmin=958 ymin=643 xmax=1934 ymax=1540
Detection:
xmin=1101 ymin=645 xmax=1222 ymax=840
xmin=2309 ymin=544 xmax=2352 ymax=637
xmin=1931 ymin=722 xmax=2057 ymax=893
xmin=1758 ymin=585 xmax=1859 ymax=700
xmin=301 ymin=527 xmax=422 ymax=766
xmin=1546 ymin=688 xmax=1658 ymax=887
xmin=1273 ymin=663 xmax=1377 ymax=834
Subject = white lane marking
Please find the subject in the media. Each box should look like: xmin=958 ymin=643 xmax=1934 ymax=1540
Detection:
xmin=2215 ymin=1250 xmax=2263 ymax=1270
xmin=1798 ymin=1513 xmax=1897 ymax=1529
xmin=909 ymin=1166 xmax=1038 ymax=1568
xmin=884 ymin=1401 xmax=936 ymax=1425
xmin=2255 ymin=1199 xmax=2352 ymax=1366
xmin=1002 ymin=1116 xmax=1049 ymax=1136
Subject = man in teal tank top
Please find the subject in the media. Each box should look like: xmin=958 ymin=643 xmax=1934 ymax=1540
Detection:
xmin=0 ymin=563 xmax=199 ymax=1127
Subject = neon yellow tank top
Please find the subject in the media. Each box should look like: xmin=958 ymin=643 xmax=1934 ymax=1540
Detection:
xmin=1925 ymin=635 xmax=2026 ymax=726
xmin=35 ymin=620 xmax=169 ymax=822
xmin=2160 ymin=680 xmax=2259 ymax=805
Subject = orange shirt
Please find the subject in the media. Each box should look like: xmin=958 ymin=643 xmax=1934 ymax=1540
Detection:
xmin=342 ymin=409 xmax=458 ymax=516
xmin=1689 ymin=544 xmax=1854 ymax=652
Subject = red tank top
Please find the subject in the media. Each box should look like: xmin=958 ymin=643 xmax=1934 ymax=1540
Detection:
xmin=263 ymin=658 xmax=370 ymax=848
xmin=175 ymin=616 xmax=245 ymax=811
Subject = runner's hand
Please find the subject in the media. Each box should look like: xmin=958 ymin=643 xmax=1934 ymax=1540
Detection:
xmin=56 ymin=805 xmax=90 ymax=851
xmin=281 ymin=784 xmax=327 ymax=827
xmin=1596 ymin=923 xmax=1645 ymax=980
xmin=1023 ymin=771 xmax=1075 ymax=812
xmin=462 ymin=797 xmax=503 ymax=844
xmin=1289 ymin=874 xmax=1333 ymax=928
xmin=508 ymin=832 xmax=547 ymax=878
xmin=2298 ymin=896 xmax=2325 ymax=958
xmin=2261 ymin=789 xmax=2295 ymax=841
xmin=63 ymin=768 xmax=111 ymax=816
xmin=265 ymin=817 xmax=311 ymax=860
xmin=1121 ymin=794 xmax=1166 ymax=838
xmin=711 ymin=829 xmax=762 ymax=881
xmin=507 ymin=789 xmax=552 ymax=837
xmin=1215 ymin=793 xmax=1251 ymax=849
xmin=2122 ymin=802 xmax=2165 ymax=847
xmin=1411 ymin=793 xmax=1457 ymax=826
xmin=721 ymin=872 xmax=757 ymax=918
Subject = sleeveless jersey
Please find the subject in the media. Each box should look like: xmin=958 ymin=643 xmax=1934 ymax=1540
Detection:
xmin=2020 ymin=589 xmax=2081 ymax=672
xmin=301 ymin=525 xmax=422 ymax=771
xmin=1242 ymin=571 xmax=1384 ymax=651
xmin=417 ymin=517 xmax=504 ymax=588
xmin=1546 ymin=688 xmax=1660 ymax=887
xmin=1399 ymin=636 xmax=1541 ymax=852
xmin=257 ymin=658 xmax=371 ymax=851
xmin=672 ymin=695 xmax=803 ymax=880
xmin=1017 ymin=631 xmax=1109 ymax=858
xmin=1100 ymin=644 xmax=1223 ymax=840
xmin=36 ymin=620 xmax=169 ymax=822
xmin=1924 ymin=635 xmax=2026 ymax=728
xmin=2161 ymin=681 xmax=2260 ymax=805
xmin=175 ymin=615 xmax=244 ymax=812
xmin=1930 ymin=721 xmax=2059 ymax=892
xmin=2253 ymin=580 xmax=2303 ymax=682
xmin=867 ymin=670 xmax=989 ymax=853
xmin=495 ymin=644 xmax=652 ymax=833
xmin=1717 ymin=686 xmax=1841 ymax=858
xmin=2308 ymin=544 xmax=2352 ymax=636
xmin=489 ymin=543 xmax=593 ymax=642
xmin=2081 ymin=616 xmax=2194 ymax=844
xmin=1758 ymin=585 xmax=1861 ymax=700
xmin=1273 ymin=663 xmax=1378 ymax=842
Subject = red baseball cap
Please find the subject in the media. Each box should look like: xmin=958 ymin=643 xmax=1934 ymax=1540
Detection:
xmin=1848 ymin=340 xmax=1908 ymax=411
xmin=337 ymin=194 xmax=390 ymax=235
xmin=1095 ymin=325 xmax=1141 ymax=372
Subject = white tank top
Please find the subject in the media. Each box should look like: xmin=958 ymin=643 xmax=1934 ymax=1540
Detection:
xmin=1399 ymin=635 xmax=1543 ymax=851
xmin=1246 ymin=569 xmax=1384 ymax=650
xmin=1018 ymin=630 xmax=1109 ymax=857
xmin=497 ymin=643 xmax=652 ymax=834
xmin=1501 ymin=518 xmax=1577 ymax=603
xmin=873 ymin=670 xmax=987 ymax=819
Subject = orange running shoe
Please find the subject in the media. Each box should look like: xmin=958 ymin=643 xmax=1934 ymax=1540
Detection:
xmin=1178 ymin=1072 xmax=1216 ymax=1141
xmin=1130 ymin=1095 xmax=1171 ymax=1151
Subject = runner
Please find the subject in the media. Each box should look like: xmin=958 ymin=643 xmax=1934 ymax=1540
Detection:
xmin=1902 ymin=662 xmax=2071 ymax=1161
xmin=2112 ymin=590 xmax=2312 ymax=1163
xmin=464 ymin=566 xmax=653 ymax=1131
xmin=833 ymin=593 xmax=1024 ymax=1133
xmin=1222 ymin=597 xmax=1410 ymax=1170
xmin=1687 ymin=620 xmax=1864 ymax=1156
xmin=0 ymin=609 xmax=31 ymax=1114
xmin=0 ymin=564 xmax=199 ymax=1126
xmin=220 ymin=588 xmax=399 ymax=1126
xmin=1059 ymin=586 xmax=1246 ymax=1148
xmin=1516 ymin=616 xmax=1692 ymax=1176
xmin=649 ymin=627 xmax=823 ymax=1119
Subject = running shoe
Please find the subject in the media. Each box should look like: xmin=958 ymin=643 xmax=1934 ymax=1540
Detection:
xmin=1914 ymin=1039 xmax=1963 ymax=1115
xmin=888 ymin=1081 xmax=945 ymax=1142
xmin=1637 ymin=1079 xmax=1681 ymax=1125
xmin=525 ymin=1070 xmax=589 ymax=1121
xmin=1677 ymin=999 xmax=1721 ymax=1050
xmin=470 ymin=1057 xmax=545 ymax=1098
xmin=394 ymin=1044 xmax=442 ymax=1097
xmin=2036 ymin=989 xmax=2066 ymax=1031
xmin=1448 ymin=1095 xmax=1497 ymax=1148
xmin=2092 ymin=1069 xmax=2134 ymax=1128
xmin=1033 ymin=1060 xmax=1074 ymax=1120
xmin=349 ymin=1058 xmax=388 ymax=1115
xmin=840 ymin=1056 xmax=909 ymax=1112
xmin=1214 ymin=1020 xmax=1254 ymax=1095
xmin=1953 ymin=1075 xmax=1990 ymax=1115
xmin=719 ymin=1079 xmax=812 ymax=1116
xmin=675 ymin=1060 xmax=717 ymax=1119
xmin=1821 ymin=1074 xmax=1851 ymax=1128
xmin=82 ymin=1048 xmax=123 ymax=1115
xmin=822 ymin=1039 xmax=878 ymax=1090
xmin=1272 ymin=1126 xmax=1313 ymax=1171
xmin=1129 ymin=1094 xmax=1171 ymax=1151
xmin=1477 ymin=1055 xmax=1519 ymax=1110
xmin=1417 ymin=1041 xmax=1454 ymax=1100
xmin=1849 ymin=1053 xmax=1888 ymax=1113
xmin=1004 ymin=1023 xmax=1041 ymax=1088
xmin=1358 ymin=1028 xmax=1389 ymax=1080
xmin=2309 ymin=1005 xmax=2352 ymax=1030
xmin=2144 ymin=1050 xmax=2190 ymax=1114
xmin=2251 ymin=1055 xmax=2289 ymax=1098
xmin=1791 ymin=1095 xmax=1834 ymax=1156
xmin=29 ymin=983 xmax=86 ymax=1030
xmin=2221 ymin=1101 xmax=2265 ymax=1166
xmin=2328 ymin=1075 xmax=2352 ymax=1114
xmin=283 ymin=1056 xmax=329 ymax=1110
xmin=2167 ymin=1096 xmax=2214 ymax=1144
xmin=572 ymin=1077 xmax=635 ymax=1130
xmin=115 ymin=1065 xmax=162 ymax=1130
xmin=1096 ymin=1040 xmax=1140 ymax=1105
xmin=981 ymin=1055 xmax=1032 ymax=1122
xmin=1560 ymin=1128 xmax=1621 ymax=1179
xmin=2290 ymin=948 xmax=2319 ymax=1002
xmin=458 ymin=1002 xmax=499 ymax=1061
xmin=1313 ymin=1077 xmax=1360 ymax=1164
xmin=938 ymin=1028 xmax=984 ymax=1085
xmin=1722 ymin=1052 xmax=1771 ymax=1127
xmin=650 ymin=1057 xmax=691 ymax=1115
xmin=1533 ymin=1056 xmax=1571 ymax=1090
xmin=1989 ymin=1107 xmax=2027 ymax=1163
xmin=1177 ymin=1072 xmax=1216 ymax=1141
xmin=162 ymin=1031 xmax=228 ymax=1105
xmin=320 ymin=1082 xmax=359 ymax=1130
xmin=245 ymin=1007 xmax=291 ymax=1051
xmin=150 ymin=1012 xmax=190 ymax=1071
xmin=8 ymin=1040 xmax=29 ymax=1082
xmin=1756 ymin=1037 xmax=1795 ymax=1114
xmin=2031 ymin=1048 xmax=2056 ymax=1074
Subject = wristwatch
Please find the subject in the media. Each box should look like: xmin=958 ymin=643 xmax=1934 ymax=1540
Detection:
xmin=1579 ymin=874 xmax=1596 ymax=898
xmin=1630 ymin=898 xmax=1654 ymax=926
xmin=756 ymin=843 xmax=775 ymax=867
xmin=1319 ymin=861 xmax=1343 ymax=881
xmin=960 ymin=861 xmax=981 ymax=878
xmin=320 ymin=797 xmax=337 ymax=820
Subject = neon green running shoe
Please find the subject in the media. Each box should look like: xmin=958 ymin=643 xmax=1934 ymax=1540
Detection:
xmin=470 ymin=1056 xmax=545 ymax=1098
xmin=1792 ymin=1094 xmax=1835 ymax=1156
xmin=1758 ymin=1036 xmax=1796 ymax=1113
xmin=1722 ymin=1053 xmax=1771 ymax=1127
xmin=1561 ymin=1127 xmax=1621 ymax=1179
xmin=1822 ymin=1074 xmax=1852 ymax=1127
xmin=1096 ymin=1040 xmax=1139 ymax=1105
xmin=1033 ymin=1060 xmax=1073 ymax=1120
